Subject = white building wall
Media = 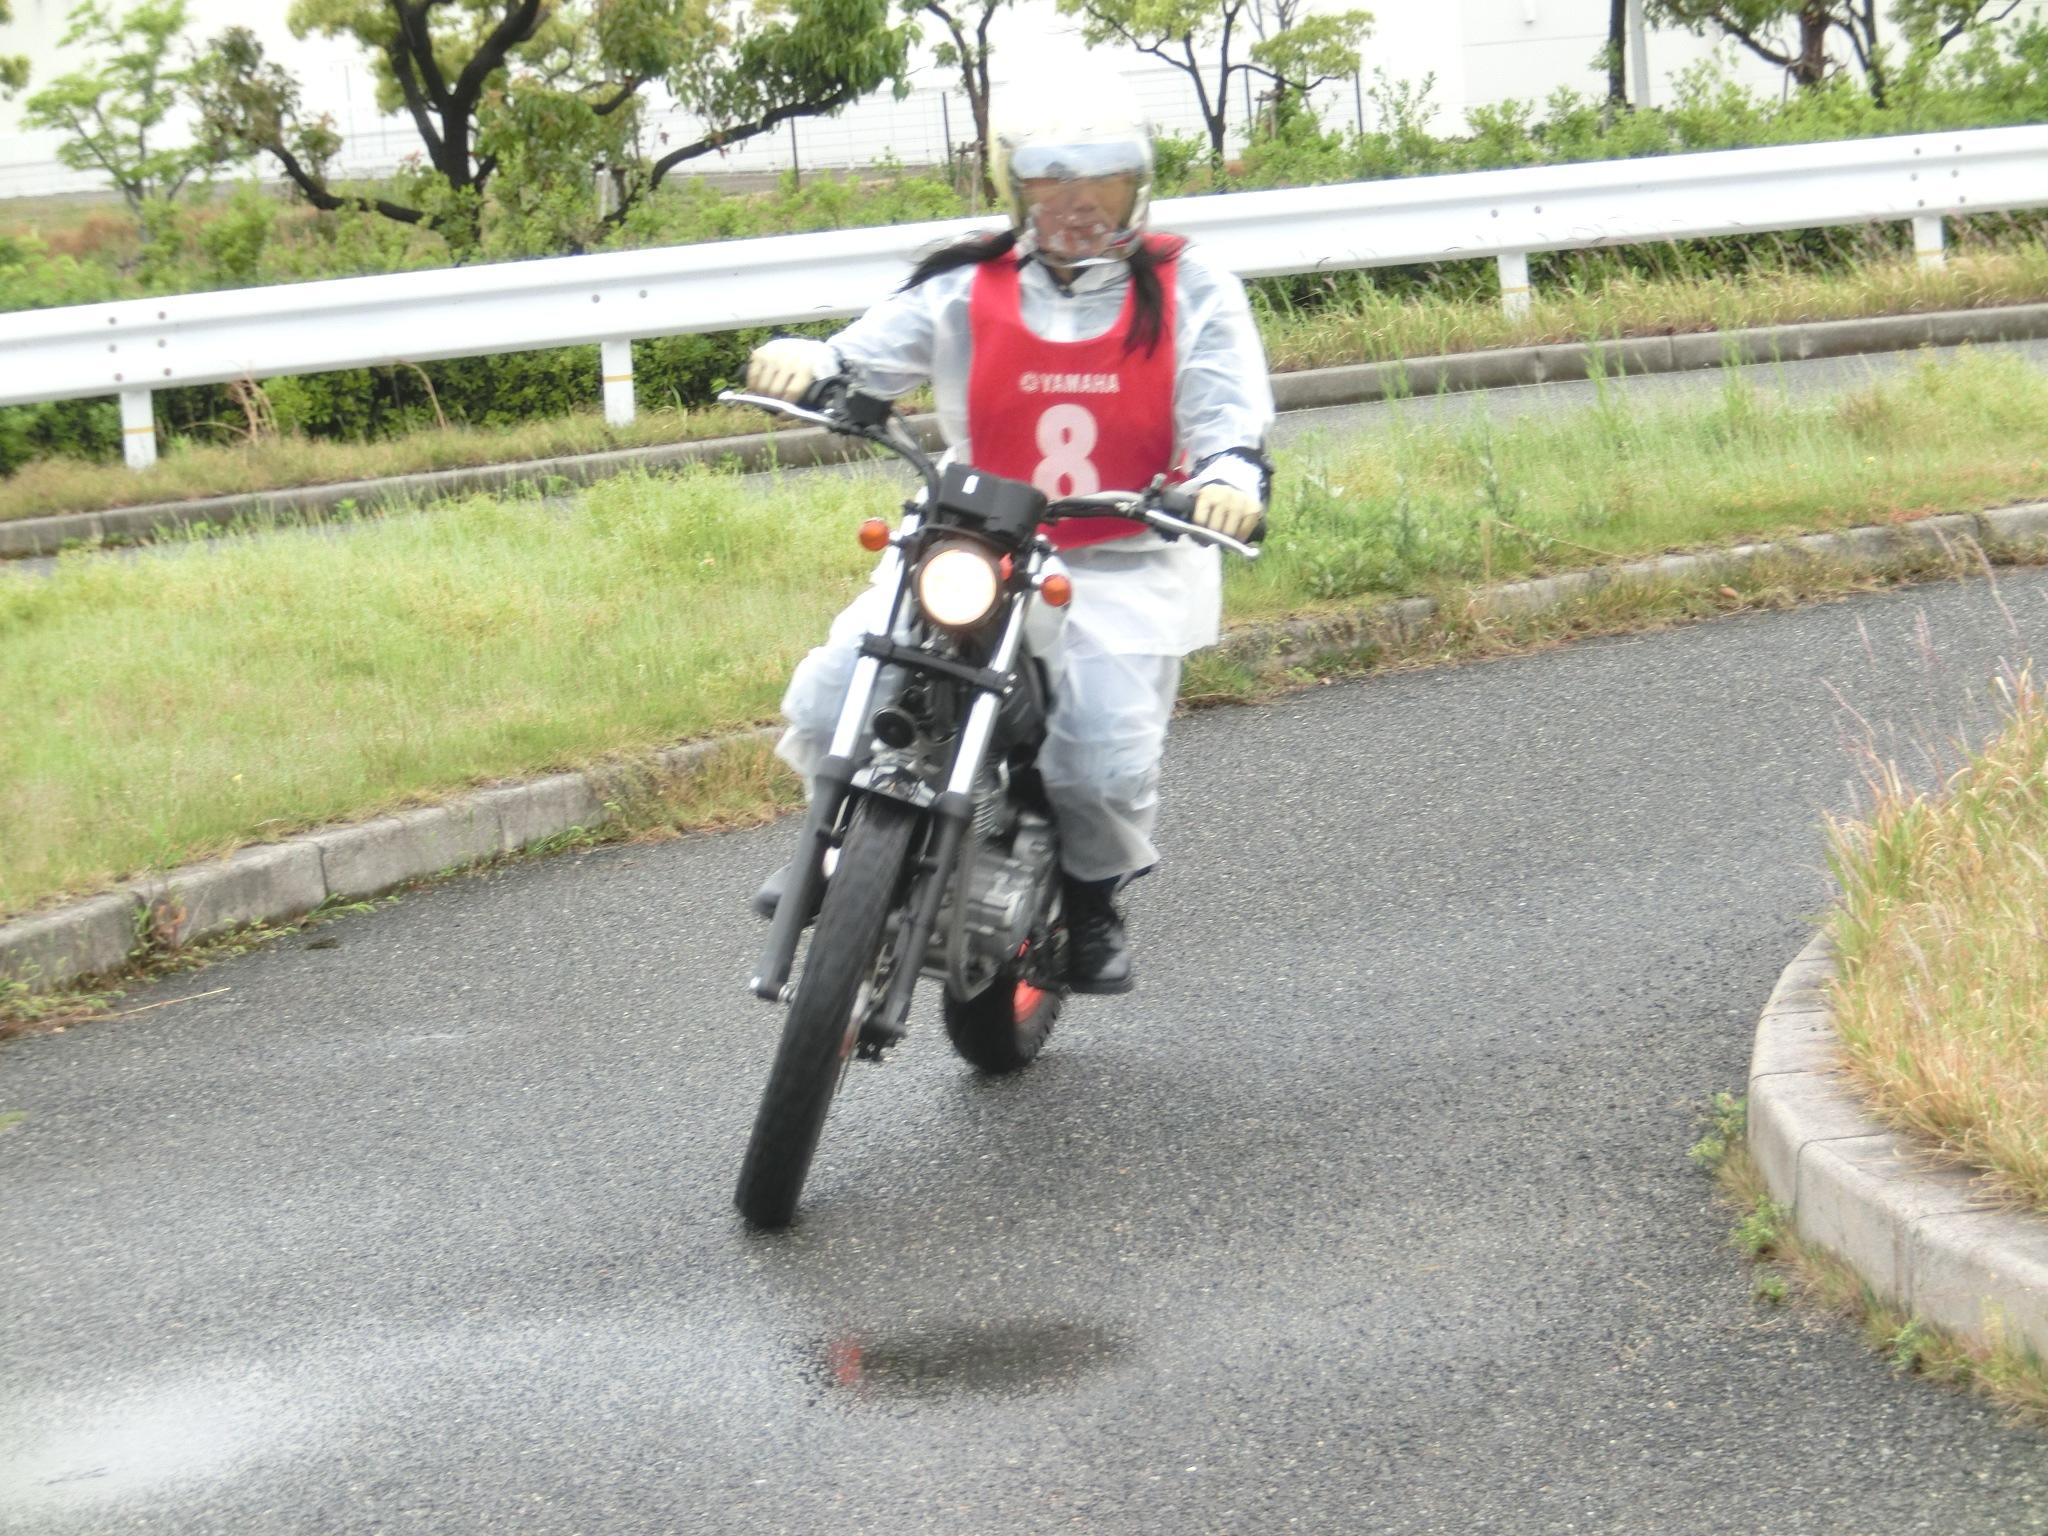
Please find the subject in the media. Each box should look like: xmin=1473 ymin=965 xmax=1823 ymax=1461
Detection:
xmin=0 ymin=0 xmax=2039 ymax=198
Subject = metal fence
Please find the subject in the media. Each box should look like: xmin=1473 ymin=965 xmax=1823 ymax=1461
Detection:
xmin=2 ymin=124 xmax=2043 ymax=469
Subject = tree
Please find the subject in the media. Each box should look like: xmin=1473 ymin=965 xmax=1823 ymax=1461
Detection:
xmin=21 ymin=0 xmax=234 ymax=210
xmin=1644 ymin=2 xmax=1839 ymax=90
xmin=194 ymin=0 xmax=912 ymax=248
xmin=642 ymin=0 xmax=912 ymax=192
xmin=189 ymin=28 xmax=416 ymax=224
xmin=1895 ymin=0 xmax=2027 ymax=53
xmin=906 ymin=0 xmax=1008 ymax=196
xmin=1644 ymin=0 xmax=2022 ymax=105
xmin=1055 ymin=0 xmax=1371 ymax=163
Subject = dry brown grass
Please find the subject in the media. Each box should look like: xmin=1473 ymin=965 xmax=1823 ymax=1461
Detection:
xmin=1828 ymin=669 xmax=2048 ymax=1212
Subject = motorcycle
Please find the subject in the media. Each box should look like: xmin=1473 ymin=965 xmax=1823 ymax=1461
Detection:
xmin=720 ymin=381 xmax=1262 ymax=1228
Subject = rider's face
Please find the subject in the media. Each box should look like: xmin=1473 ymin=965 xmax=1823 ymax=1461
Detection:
xmin=1020 ymin=173 xmax=1139 ymax=265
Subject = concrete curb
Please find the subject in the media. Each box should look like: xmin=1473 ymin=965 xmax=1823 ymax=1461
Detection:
xmin=0 ymin=730 xmax=771 ymax=998
xmin=0 ymin=419 xmax=948 ymax=560
xmin=5 ymin=498 xmax=2046 ymax=998
xmin=1749 ymin=931 xmax=2048 ymax=1363
xmin=6 ymin=301 xmax=2047 ymax=560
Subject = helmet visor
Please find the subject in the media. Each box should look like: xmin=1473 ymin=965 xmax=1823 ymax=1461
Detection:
xmin=1007 ymin=137 xmax=1151 ymax=182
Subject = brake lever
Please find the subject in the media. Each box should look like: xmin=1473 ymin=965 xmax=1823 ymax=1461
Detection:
xmin=716 ymin=389 xmax=843 ymax=432
xmin=1143 ymin=507 xmax=1262 ymax=561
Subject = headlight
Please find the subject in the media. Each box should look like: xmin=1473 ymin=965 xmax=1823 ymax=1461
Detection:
xmin=915 ymin=543 xmax=1002 ymax=629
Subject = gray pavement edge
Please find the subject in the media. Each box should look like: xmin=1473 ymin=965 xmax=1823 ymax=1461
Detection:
xmin=8 ymin=496 xmax=2048 ymax=1000
xmin=1749 ymin=929 xmax=2048 ymax=1364
xmin=5 ymin=302 xmax=2047 ymax=559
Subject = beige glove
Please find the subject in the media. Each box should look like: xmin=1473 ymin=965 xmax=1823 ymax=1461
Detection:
xmin=1191 ymin=482 xmax=1263 ymax=541
xmin=745 ymin=337 xmax=837 ymax=403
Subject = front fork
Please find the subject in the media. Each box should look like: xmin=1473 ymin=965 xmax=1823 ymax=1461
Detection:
xmin=747 ymin=649 xmax=885 ymax=1003
xmin=750 ymin=573 xmax=1034 ymax=1014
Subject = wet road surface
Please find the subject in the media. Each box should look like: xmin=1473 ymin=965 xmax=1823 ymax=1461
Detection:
xmin=7 ymin=573 xmax=2048 ymax=1532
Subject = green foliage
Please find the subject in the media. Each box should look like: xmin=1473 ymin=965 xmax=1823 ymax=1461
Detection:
xmin=194 ymin=0 xmax=911 ymax=248
xmin=0 ymin=0 xmax=27 ymax=97
xmin=1734 ymin=1195 xmax=1789 ymax=1259
xmin=1278 ymin=466 xmax=1451 ymax=600
xmin=0 ymin=234 xmax=129 ymax=472
xmin=1056 ymin=0 xmax=1369 ymax=159
xmin=1250 ymin=10 xmax=1376 ymax=97
xmin=1644 ymin=0 xmax=2024 ymax=102
xmin=1689 ymin=1090 xmax=1748 ymax=1169
xmin=193 ymin=180 xmax=282 ymax=286
xmin=187 ymin=27 xmax=347 ymax=210
xmin=21 ymin=0 xmax=241 ymax=210
xmin=1883 ymin=1316 xmax=1938 ymax=1371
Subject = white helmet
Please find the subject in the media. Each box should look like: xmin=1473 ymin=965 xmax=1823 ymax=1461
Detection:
xmin=990 ymin=59 xmax=1155 ymax=267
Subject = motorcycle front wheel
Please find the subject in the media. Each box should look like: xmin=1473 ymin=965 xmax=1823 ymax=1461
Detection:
xmin=734 ymin=797 xmax=920 ymax=1229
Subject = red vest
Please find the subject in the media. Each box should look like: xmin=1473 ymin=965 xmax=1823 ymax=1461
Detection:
xmin=966 ymin=236 xmax=1184 ymax=551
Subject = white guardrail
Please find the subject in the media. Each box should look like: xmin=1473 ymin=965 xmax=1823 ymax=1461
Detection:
xmin=3 ymin=126 xmax=2045 ymax=469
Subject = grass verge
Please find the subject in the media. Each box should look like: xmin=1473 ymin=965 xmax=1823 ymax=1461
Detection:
xmin=1693 ymin=1094 xmax=2048 ymax=1426
xmin=0 ymin=732 xmax=806 ymax=1038
xmin=2 ymin=246 xmax=2044 ymax=528
xmin=1826 ymin=670 xmax=2048 ymax=1213
xmin=3 ymin=348 xmax=2046 ymax=922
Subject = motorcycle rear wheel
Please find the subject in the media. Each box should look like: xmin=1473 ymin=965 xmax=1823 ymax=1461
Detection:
xmin=734 ymin=797 xmax=920 ymax=1229
xmin=942 ymin=919 xmax=1064 ymax=1075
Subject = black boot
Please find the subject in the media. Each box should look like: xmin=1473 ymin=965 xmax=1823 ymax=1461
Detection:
xmin=751 ymin=861 xmax=824 ymax=924
xmin=1062 ymin=874 xmax=1134 ymax=995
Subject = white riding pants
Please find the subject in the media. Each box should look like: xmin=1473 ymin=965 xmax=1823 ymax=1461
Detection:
xmin=776 ymin=537 xmax=1219 ymax=883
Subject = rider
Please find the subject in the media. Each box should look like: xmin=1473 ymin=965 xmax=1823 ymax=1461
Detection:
xmin=745 ymin=62 xmax=1275 ymax=995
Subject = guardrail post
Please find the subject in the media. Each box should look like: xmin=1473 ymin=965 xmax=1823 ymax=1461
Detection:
xmin=119 ymin=388 xmax=157 ymax=470
xmin=1497 ymin=251 xmax=1532 ymax=319
xmin=1912 ymin=214 xmax=1946 ymax=269
xmin=601 ymin=339 xmax=635 ymax=427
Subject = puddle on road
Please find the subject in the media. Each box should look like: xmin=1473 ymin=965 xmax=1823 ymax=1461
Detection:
xmin=805 ymin=1320 xmax=1128 ymax=1405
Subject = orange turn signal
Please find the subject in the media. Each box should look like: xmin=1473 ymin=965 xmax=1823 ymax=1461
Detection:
xmin=1039 ymin=572 xmax=1073 ymax=608
xmin=857 ymin=518 xmax=891 ymax=552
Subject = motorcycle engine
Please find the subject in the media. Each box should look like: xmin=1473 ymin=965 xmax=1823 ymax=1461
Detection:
xmin=934 ymin=812 xmax=1058 ymax=979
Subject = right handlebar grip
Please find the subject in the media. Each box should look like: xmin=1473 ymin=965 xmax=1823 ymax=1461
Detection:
xmin=797 ymin=375 xmax=848 ymax=414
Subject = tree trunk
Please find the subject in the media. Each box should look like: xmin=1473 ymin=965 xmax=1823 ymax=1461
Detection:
xmin=1857 ymin=0 xmax=1887 ymax=106
xmin=1607 ymin=0 xmax=1628 ymax=105
xmin=1793 ymin=4 xmax=1829 ymax=87
xmin=968 ymin=71 xmax=991 ymax=202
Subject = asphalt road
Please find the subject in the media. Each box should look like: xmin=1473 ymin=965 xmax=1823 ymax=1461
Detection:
xmin=8 ymin=570 xmax=2048 ymax=1533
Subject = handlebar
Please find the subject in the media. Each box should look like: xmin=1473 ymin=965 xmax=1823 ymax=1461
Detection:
xmin=1039 ymin=488 xmax=1265 ymax=560
xmin=717 ymin=387 xmax=1262 ymax=561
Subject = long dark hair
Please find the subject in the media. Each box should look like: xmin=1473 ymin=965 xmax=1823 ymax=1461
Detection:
xmin=901 ymin=228 xmax=1176 ymax=358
